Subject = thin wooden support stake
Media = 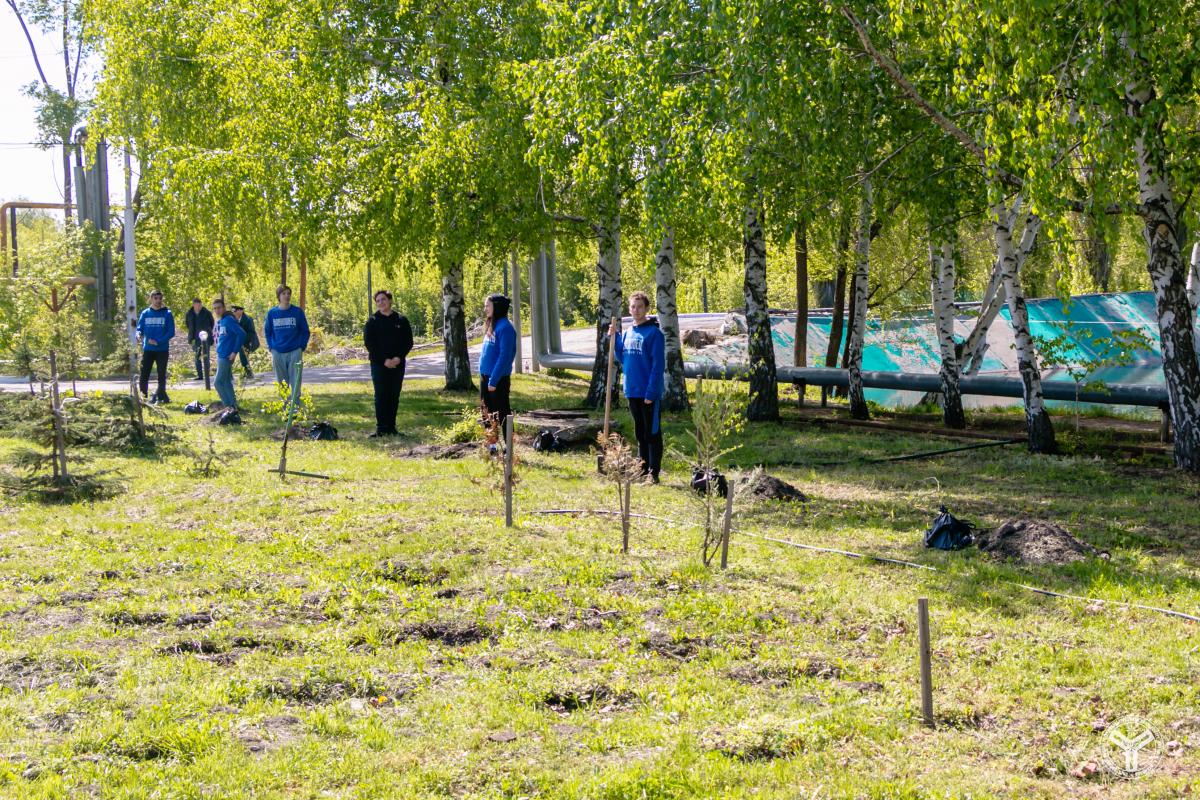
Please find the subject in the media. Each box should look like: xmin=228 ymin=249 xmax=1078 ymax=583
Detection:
xmin=504 ymin=414 xmax=514 ymax=527
xmin=917 ymin=598 xmax=934 ymax=727
xmin=720 ymin=489 xmax=734 ymax=569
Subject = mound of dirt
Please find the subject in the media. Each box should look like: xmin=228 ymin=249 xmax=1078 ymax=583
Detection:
xmin=397 ymin=443 xmax=477 ymax=459
xmin=976 ymin=519 xmax=1104 ymax=565
xmin=269 ymin=425 xmax=308 ymax=441
xmin=741 ymin=473 xmax=807 ymax=503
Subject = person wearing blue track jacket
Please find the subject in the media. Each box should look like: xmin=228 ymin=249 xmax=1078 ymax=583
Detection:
xmin=263 ymin=284 xmax=310 ymax=404
xmin=136 ymin=289 xmax=176 ymax=404
xmin=477 ymin=293 xmax=516 ymax=428
xmin=212 ymin=297 xmax=247 ymax=411
xmin=609 ymin=290 xmax=665 ymax=483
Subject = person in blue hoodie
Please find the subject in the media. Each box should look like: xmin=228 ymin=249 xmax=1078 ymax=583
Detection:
xmin=609 ymin=291 xmax=666 ymax=483
xmin=477 ymin=293 xmax=516 ymax=428
xmin=263 ymin=284 xmax=310 ymax=405
xmin=135 ymin=289 xmax=176 ymax=404
xmin=212 ymin=297 xmax=247 ymax=411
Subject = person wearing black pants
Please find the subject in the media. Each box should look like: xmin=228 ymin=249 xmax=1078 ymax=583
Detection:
xmin=363 ymin=289 xmax=414 ymax=437
xmin=136 ymin=290 xmax=176 ymax=403
xmin=477 ymin=294 xmax=516 ymax=429
xmin=185 ymin=298 xmax=214 ymax=381
xmin=610 ymin=290 xmax=666 ymax=482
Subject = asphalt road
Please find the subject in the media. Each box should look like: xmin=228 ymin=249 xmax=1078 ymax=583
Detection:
xmin=0 ymin=315 xmax=728 ymax=394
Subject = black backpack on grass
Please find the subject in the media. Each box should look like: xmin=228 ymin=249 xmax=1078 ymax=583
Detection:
xmin=690 ymin=467 xmax=728 ymax=498
xmin=183 ymin=401 xmax=208 ymax=415
xmin=308 ymin=421 xmax=338 ymax=441
xmin=924 ymin=505 xmax=975 ymax=550
xmin=533 ymin=429 xmax=563 ymax=452
xmin=216 ymin=408 xmax=242 ymax=426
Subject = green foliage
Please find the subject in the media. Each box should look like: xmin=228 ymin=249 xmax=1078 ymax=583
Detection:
xmin=260 ymin=381 xmax=315 ymax=426
xmin=438 ymin=406 xmax=485 ymax=445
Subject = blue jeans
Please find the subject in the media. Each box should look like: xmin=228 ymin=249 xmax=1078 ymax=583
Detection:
xmin=215 ymin=355 xmax=237 ymax=409
xmin=271 ymin=348 xmax=303 ymax=403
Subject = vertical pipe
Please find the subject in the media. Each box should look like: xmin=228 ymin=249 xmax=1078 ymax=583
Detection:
xmin=510 ymin=252 xmax=523 ymax=374
xmin=701 ymin=277 xmax=708 ymax=313
xmin=917 ymin=598 xmax=934 ymax=727
xmin=528 ymin=254 xmax=542 ymax=372
xmin=299 ymin=252 xmax=308 ymax=309
xmin=366 ymin=262 xmax=373 ymax=319
xmin=9 ymin=206 xmax=17 ymax=276
xmin=547 ymin=240 xmax=562 ymax=352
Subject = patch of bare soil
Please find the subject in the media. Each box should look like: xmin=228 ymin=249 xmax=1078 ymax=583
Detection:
xmin=976 ymin=519 xmax=1105 ymax=565
xmin=641 ymin=632 xmax=710 ymax=660
xmin=543 ymin=684 xmax=634 ymax=714
xmin=235 ymin=714 xmax=305 ymax=754
xmin=393 ymin=620 xmax=492 ymax=647
xmin=726 ymin=657 xmax=841 ymax=687
xmin=397 ymin=443 xmax=478 ymax=459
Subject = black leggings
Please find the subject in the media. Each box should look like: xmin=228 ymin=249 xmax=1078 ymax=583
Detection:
xmin=370 ymin=361 xmax=406 ymax=433
xmin=629 ymin=398 xmax=662 ymax=477
xmin=480 ymin=375 xmax=512 ymax=426
xmin=139 ymin=350 xmax=169 ymax=400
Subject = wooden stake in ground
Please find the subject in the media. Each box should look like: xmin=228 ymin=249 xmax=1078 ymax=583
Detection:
xmin=599 ymin=315 xmax=619 ymax=472
xmin=720 ymin=488 xmax=734 ymax=569
xmin=917 ymin=598 xmax=934 ymax=726
xmin=504 ymin=414 xmax=514 ymax=527
xmin=269 ymin=361 xmax=329 ymax=480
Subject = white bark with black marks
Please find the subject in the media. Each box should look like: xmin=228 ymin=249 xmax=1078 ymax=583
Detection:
xmin=655 ymin=227 xmax=689 ymax=411
xmin=930 ymin=235 xmax=965 ymax=428
xmin=743 ymin=204 xmax=778 ymax=421
xmin=441 ymin=258 xmax=474 ymax=391
xmin=846 ymin=179 xmax=872 ymax=420
xmin=994 ymin=201 xmax=1055 ymax=453
xmin=1187 ymin=240 xmax=1199 ymax=316
xmin=962 ymin=213 xmax=1040 ymax=375
xmin=1130 ymin=113 xmax=1200 ymax=471
xmin=587 ymin=216 xmax=622 ymax=409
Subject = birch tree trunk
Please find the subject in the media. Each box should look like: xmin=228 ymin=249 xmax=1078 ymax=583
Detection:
xmin=794 ymin=221 xmax=809 ymax=404
xmin=441 ymin=257 xmax=474 ymax=391
xmin=1130 ymin=116 xmax=1200 ymax=472
xmin=655 ymin=227 xmax=689 ymax=411
xmin=743 ymin=204 xmax=778 ymax=421
xmin=846 ymin=179 xmax=872 ymax=420
xmin=1187 ymin=240 xmax=1199 ymax=316
xmin=586 ymin=215 xmax=622 ymax=409
xmin=994 ymin=202 xmax=1055 ymax=453
xmin=929 ymin=235 xmax=965 ymax=428
xmin=962 ymin=214 xmax=1040 ymax=375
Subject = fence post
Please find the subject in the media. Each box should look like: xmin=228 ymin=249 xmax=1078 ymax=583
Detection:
xmin=504 ymin=414 xmax=514 ymax=528
xmin=917 ymin=598 xmax=934 ymax=727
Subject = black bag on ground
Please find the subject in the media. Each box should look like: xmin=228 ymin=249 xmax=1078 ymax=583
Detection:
xmin=216 ymin=408 xmax=242 ymax=426
xmin=690 ymin=467 xmax=728 ymax=498
xmin=308 ymin=421 xmax=338 ymax=441
xmin=924 ymin=505 xmax=975 ymax=550
xmin=183 ymin=401 xmax=208 ymax=415
xmin=533 ymin=429 xmax=562 ymax=452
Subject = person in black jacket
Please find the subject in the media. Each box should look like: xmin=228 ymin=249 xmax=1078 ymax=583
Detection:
xmin=231 ymin=305 xmax=261 ymax=378
xmin=363 ymin=290 xmax=414 ymax=437
xmin=184 ymin=298 xmax=215 ymax=381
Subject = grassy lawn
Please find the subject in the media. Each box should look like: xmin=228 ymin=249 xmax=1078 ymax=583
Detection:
xmin=0 ymin=373 xmax=1197 ymax=798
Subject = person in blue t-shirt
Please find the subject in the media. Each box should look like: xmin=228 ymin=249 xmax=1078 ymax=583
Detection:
xmin=477 ymin=293 xmax=516 ymax=428
xmin=263 ymin=284 xmax=310 ymax=405
xmin=609 ymin=290 xmax=666 ymax=483
xmin=135 ymin=289 xmax=176 ymax=404
xmin=212 ymin=297 xmax=247 ymax=411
